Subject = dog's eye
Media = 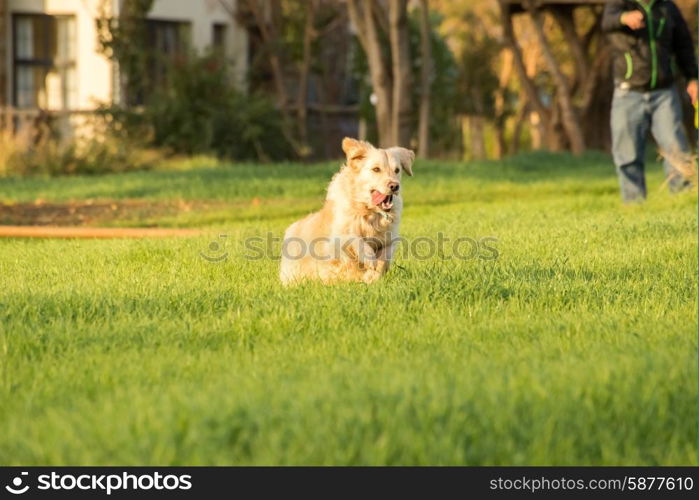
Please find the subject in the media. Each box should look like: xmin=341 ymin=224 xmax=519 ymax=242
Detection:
xmin=372 ymin=167 xmax=381 ymax=173
xmin=395 ymin=168 xmax=400 ymax=174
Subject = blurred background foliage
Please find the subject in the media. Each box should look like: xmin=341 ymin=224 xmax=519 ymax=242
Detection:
xmin=1 ymin=0 xmax=696 ymax=176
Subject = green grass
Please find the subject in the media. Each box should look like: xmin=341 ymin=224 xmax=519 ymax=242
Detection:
xmin=0 ymin=151 xmax=696 ymax=465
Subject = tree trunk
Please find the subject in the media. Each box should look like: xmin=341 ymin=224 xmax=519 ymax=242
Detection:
xmin=0 ymin=0 xmax=7 ymax=109
xmin=297 ymin=0 xmax=316 ymax=154
xmin=389 ymin=0 xmax=412 ymax=147
xmin=471 ymin=115 xmax=486 ymax=160
xmin=494 ymin=48 xmax=513 ymax=158
xmin=471 ymin=85 xmax=488 ymax=159
xmin=552 ymin=6 xmax=588 ymax=92
xmin=243 ymin=0 xmax=289 ymax=108
xmin=240 ymin=0 xmax=303 ymax=155
xmin=498 ymin=1 xmax=551 ymax=141
xmin=417 ymin=0 xmax=432 ymax=158
xmin=580 ymin=47 xmax=613 ymax=151
xmin=347 ymin=0 xmax=393 ymax=147
xmin=579 ymin=47 xmax=608 ymax=112
xmin=527 ymin=4 xmax=585 ymax=155
xmin=547 ymin=98 xmax=567 ymax=151
xmin=315 ymin=76 xmax=332 ymax=159
xmin=510 ymin=100 xmax=529 ymax=154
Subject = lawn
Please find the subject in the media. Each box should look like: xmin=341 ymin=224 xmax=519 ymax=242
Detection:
xmin=0 ymin=151 xmax=696 ymax=465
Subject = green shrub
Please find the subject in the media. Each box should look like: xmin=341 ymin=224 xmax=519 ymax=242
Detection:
xmin=0 ymin=114 xmax=156 ymax=178
xmin=141 ymin=54 xmax=294 ymax=161
xmin=0 ymin=54 xmax=295 ymax=178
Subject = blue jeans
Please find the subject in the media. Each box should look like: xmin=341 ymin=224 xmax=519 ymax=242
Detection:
xmin=610 ymin=86 xmax=692 ymax=202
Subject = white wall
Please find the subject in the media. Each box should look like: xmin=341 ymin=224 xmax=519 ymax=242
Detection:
xmin=7 ymin=0 xmax=114 ymax=109
xmin=146 ymin=0 xmax=248 ymax=88
xmin=4 ymin=0 xmax=248 ymax=110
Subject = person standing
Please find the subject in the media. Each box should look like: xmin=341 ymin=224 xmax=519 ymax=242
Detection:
xmin=602 ymin=0 xmax=698 ymax=202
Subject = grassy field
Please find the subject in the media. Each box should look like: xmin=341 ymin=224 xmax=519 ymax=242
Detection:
xmin=0 ymin=151 xmax=696 ymax=465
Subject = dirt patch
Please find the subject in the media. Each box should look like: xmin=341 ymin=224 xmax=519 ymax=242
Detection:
xmin=0 ymin=225 xmax=200 ymax=238
xmin=0 ymin=199 xmax=202 ymax=226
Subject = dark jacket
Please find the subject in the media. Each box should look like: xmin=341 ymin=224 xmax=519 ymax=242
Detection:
xmin=602 ymin=0 xmax=698 ymax=91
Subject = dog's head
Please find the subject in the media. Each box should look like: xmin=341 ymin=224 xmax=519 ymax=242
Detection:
xmin=342 ymin=137 xmax=415 ymax=213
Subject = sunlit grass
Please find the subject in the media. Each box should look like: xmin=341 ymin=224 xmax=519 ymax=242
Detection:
xmin=0 ymin=151 xmax=696 ymax=464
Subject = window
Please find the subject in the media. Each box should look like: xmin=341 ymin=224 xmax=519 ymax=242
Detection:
xmin=147 ymin=20 xmax=190 ymax=58
xmin=134 ymin=19 xmax=190 ymax=102
xmin=13 ymin=14 xmax=76 ymax=109
xmin=212 ymin=23 xmax=227 ymax=54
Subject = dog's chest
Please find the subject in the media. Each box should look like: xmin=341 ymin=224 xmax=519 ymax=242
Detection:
xmin=354 ymin=213 xmax=398 ymax=251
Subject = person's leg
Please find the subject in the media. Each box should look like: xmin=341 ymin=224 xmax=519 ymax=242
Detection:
xmin=649 ymin=87 xmax=692 ymax=193
xmin=611 ymin=88 xmax=650 ymax=202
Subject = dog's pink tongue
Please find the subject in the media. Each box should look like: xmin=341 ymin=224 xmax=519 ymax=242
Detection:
xmin=372 ymin=191 xmax=387 ymax=206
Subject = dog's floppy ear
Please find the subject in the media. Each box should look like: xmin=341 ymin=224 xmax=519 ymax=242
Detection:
xmin=342 ymin=137 xmax=371 ymax=167
xmin=389 ymin=147 xmax=415 ymax=176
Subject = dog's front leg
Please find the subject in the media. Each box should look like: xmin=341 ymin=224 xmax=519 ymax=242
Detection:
xmin=362 ymin=242 xmax=397 ymax=284
xmin=345 ymin=236 xmax=384 ymax=284
xmin=373 ymin=243 xmax=395 ymax=276
xmin=328 ymin=235 xmax=377 ymax=282
xmin=333 ymin=235 xmax=376 ymax=267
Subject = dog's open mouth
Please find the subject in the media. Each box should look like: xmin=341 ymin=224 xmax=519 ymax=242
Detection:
xmin=371 ymin=190 xmax=394 ymax=211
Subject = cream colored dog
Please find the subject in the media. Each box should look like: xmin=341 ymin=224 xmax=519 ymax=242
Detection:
xmin=280 ymin=137 xmax=415 ymax=285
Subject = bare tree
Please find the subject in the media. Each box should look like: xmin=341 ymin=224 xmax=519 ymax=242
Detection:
xmin=417 ymin=0 xmax=432 ymax=158
xmin=239 ymin=0 xmax=290 ymax=108
xmin=493 ymin=48 xmax=513 ymax=158
xmin=0 ymin=0 xmax=6 ymax=109
xmin=297 ymin=0 xmax=318 ymax=148
xmin=389 ymin=0 xmax=412 ymax=147
xmin=526 ymin=2 xmax=585 ymax=155
xmin=347 ymin=0 xmax=393 ymax=147
xmin=499 ymin=0 xmax=551 ymax=146
xmin=224 ymin=0 xmax=311 ymax=155
xmin=553 ymin=6 xmax=588 ymax=92
xmin=499 ymin=0 xmax=614 ymax=155
xmin=348 ymin=0 xmax=414 ymax=148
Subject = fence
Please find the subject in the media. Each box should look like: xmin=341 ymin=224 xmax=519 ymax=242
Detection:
xmin=0 ymin=108 xmax=109 ymax=153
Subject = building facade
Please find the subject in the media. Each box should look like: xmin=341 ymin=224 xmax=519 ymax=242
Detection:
xmin=0 ymin=0 xmax=248 ymax=112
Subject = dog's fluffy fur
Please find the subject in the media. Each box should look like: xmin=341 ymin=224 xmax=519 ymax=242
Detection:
xmin=280 ymin=138 xmax=415 ymax=285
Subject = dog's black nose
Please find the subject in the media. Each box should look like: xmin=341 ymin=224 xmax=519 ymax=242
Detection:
xmin=389 ymin=182 xmax=400 ymax=192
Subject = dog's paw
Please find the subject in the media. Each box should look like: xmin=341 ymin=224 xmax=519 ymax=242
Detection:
xmin=363 ymin=256 xmax=379 ymax=270
xmin=362 ymin=269 xmax=382 ymax=284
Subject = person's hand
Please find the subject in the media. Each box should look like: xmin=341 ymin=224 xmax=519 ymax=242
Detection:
xmin=621 ymin=10 xmax=645 ymax=30
xmin=687 ymin=80 xmax=698 ymax=106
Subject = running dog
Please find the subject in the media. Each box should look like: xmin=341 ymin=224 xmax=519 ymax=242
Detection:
xmin=280 ymin=137 xmax=415 ymax=285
